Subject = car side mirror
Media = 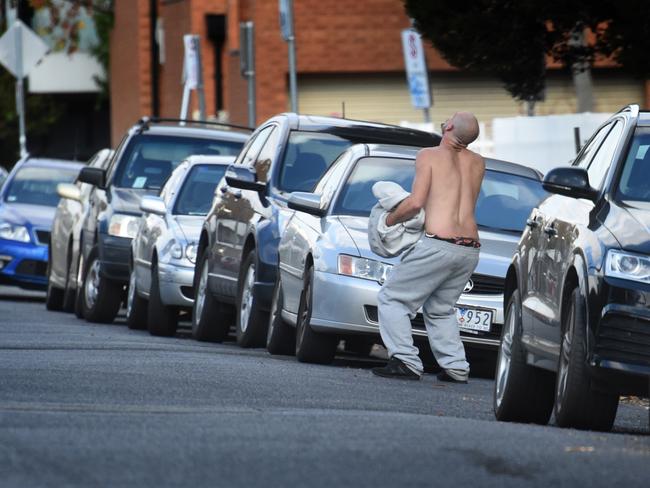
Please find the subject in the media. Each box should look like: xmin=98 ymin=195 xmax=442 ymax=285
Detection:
xmin=542 ymin=167 xmax=599 ymax=201
xmin=288 ymin=192 xmax=326 ymax=216
xmin=77 ymin=167 xmax=106 ymax=189
xmin=224 ymin=165 xmax=266 ymax=192
xmin=57 ymin=183 xmax=81 ymax=202
xmin=140 ymin=195 xmax=167 ymax=216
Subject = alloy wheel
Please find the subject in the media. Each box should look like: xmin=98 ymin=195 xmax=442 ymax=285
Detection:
xmin=84 ymin=259 xmax=101 ymax=310
xmin=195 ymin=259 xmax=209 ymax=320
xmin=495 ymin=301 xmax=515 ymax=409
xmin=296 ymin=279 xmax=312 ymax=350
xmin=126 ymin=269 xmax=136 ymax=317
xmin=239 ymin=263 xmax=255 ymax=333
xmin=556 ymin=304 xmax=574 ymax=414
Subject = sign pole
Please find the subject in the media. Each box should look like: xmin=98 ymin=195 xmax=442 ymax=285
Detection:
xmin=245 ymin=22 xmax=256 ymax=127
xmin=280 ymin=0 xmax=298 ymax=113
xmin=14 ymin=19 xmax=27 ymax=159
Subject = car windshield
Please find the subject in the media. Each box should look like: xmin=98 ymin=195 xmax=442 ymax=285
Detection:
xmin=173 ymin=164 xmax=227 ymax=215
xmin=4 ymin=165 xmax=80 ymax=207
xmin=332 ymin=157 xmax=547 ymax=232
xmin=277 ymin=132 xmax=357 ymax=192
xmin=617 ymin=127 xmax=650 ymax=203
xmin=113 ymin=134 xmax=243 ymax=190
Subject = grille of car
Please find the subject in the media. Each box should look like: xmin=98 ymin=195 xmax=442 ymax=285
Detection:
xmin=15 ymin=259 xmax=47 ymax=277
xmin=595 ymin=313 xmax=650 ymax=368
xmin=35 ymin=229 xmax=51 ymax=246
xmin=466 ymin=274 xmax=504 ymax=295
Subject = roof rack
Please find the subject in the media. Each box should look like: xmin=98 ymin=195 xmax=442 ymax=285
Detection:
xmin=136 ymin=117 xmax=254 ymax=133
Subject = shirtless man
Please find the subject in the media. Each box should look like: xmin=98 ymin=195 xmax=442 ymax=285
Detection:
xmin=372 ymin=112 xmax=484 ymax=383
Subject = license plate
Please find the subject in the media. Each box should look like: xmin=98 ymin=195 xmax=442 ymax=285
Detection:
xmin=455 ymin=307 xmax=492 ymax=332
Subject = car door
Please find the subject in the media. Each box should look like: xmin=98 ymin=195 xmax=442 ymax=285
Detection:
xmin=212 ymin=126 xmax=274 ymax=297
xmin=536 ymin=119 xmax=625 ymax=353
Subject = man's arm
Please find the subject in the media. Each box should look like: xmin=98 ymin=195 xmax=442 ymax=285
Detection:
xmin=385 ymin=151 xmax=431 ymax=227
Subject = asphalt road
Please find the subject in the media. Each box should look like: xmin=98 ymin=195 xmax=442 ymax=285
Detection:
xmin=0 ymin=286 xmax=648 ymax=487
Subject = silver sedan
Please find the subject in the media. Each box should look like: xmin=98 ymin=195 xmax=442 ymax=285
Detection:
xmin=267 ymin=144 xmax=547 ymax=364
xmin=128 ymin=155 xmax=233 ymax=336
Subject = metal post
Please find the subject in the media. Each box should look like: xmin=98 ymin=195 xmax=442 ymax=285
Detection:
xmin=14 ymin=19 xmax=27 ymax=159
xmin=195 ymin=36 xmax=206 ymax=121
xmin=422 ymin=107 xmax=431 ymax=124
xmin=245 ymin=22 xmax=256 ymax=127
xmin=282 ymin=0 xmax=298 ymax=113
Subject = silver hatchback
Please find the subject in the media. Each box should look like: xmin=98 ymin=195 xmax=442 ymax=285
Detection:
xmin=128 ymin=155 xmax=234 ymax=336
xmin=267 ymin=144 xmax=547 ymax=364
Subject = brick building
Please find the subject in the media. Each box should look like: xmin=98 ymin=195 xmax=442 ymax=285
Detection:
xmin=109 ymin=0 xmax=650 ymax=146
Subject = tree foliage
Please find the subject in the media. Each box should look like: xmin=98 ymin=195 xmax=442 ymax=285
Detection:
xmin=404 ymin=0 xmax=650 ymax=102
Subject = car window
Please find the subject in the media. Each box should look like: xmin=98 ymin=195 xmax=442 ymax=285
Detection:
xmin=617 ymin=127 xmax=650 ymax=203
xmin=173 ymin=164 xmax=227 ymax=215
xmin=277 ymin=132 xmax=357 ymax=192
xmin=314 ymin=151 xmax=354 ymax=208
xmin=253 ymin=127 xmax=280 ymax=183
xmin=573 ymin=123 xmax=612 ymax=168
xmin=240 ymin=126 xmax=273 ymax=168
xmin=112 ymin=134 xmax=243 ymax=190
xmin=586 ymin=120 xmax=623 ymax=189
xmin=5 ymin=165 xmax=80 ymax=207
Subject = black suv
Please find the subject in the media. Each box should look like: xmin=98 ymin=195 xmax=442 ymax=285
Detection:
xmin=76 ymin=118 xmax=248 ymax=323
xmin=494 ymin=105 xmax=650 ymax=431
xmin=191 ymin=113 xmax=439 ymax=346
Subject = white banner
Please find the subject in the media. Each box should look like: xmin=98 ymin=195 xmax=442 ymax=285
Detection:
xmin=401 ymin=29 xmax=431 ymax=109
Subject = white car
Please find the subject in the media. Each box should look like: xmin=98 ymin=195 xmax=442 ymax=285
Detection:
xmin=267 ymin=144 xmax=548 ymax=364
xmin=128 ymin=155 xmax=234 ymax=336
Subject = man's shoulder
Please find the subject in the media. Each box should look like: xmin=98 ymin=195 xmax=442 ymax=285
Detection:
xmin=417 ymin=146 xmax=447 ymax=162
xmin=463 ymin=148 xmax=485 ymax=166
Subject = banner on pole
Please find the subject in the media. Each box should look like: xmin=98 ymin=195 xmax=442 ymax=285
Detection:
xmin=401 ymin=29 xmax=432 ymax=109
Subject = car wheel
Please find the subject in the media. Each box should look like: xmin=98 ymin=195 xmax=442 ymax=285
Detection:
xmin=493 ymin=288 xmax=555 ymax=424
xmin=81 ymin=248 xmax=122 ymax=323
xmin=295 ymin=265 xmax=337 ymax=364
xmin=235 ymin=251 xmax=268 ymax=348
xmin=62 ymin=242 xmax=76 ymax=312
xmin=147 ymin=261 xmax=178 ymax=337
xmin=554 ymin=288 xmax=619 ymax=431
xmin=45 ymin=255 xmax=64 ymax=311
xmin=266 ymin=276 xmax=295 ymax=356
xmin=74 ymin=253 xmax=85 ymax=319
xmin=192 ymin=251 xmax=231 ymax=342
xmin=126 ymin=265 xmax=148 ymax=330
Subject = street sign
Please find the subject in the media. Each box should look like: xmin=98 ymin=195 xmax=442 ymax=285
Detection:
xmin=183 ymin=35 xmax=199 ymax=90
xmin=279 ymin=0 xmax=294 ymax=41
xmin=401 ymin=29 xmax=431 ymax=110
xmin=0 ymin=20 xmax=49 ymax=79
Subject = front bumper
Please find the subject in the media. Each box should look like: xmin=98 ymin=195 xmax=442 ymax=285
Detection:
xmin=157 ymin=262 xmax=195 ymax=307
xmin=0 ymin=238 xmax=48 ymax=288
xmin=98 ymin=234 xmax=131 ymax=284
xmin=308 ymin=270 xmax=503 ymax=349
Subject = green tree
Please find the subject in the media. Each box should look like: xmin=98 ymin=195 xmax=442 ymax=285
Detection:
xmin=404 ymin=0 xmax=650 ymax=107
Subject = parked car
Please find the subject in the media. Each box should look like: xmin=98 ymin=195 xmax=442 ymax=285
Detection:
xmin=74 ymin=118 xmax=249 ymax=323
xmin=192 ymin=113 xmax=440 ymax=345
xmin=128 ymin=155 xmax=233 ymax=336
xmin=0 ymin=167 xmax=8 ymax=189
xmin=494 ymin=105 xmax=650 ymax=432
xmin=47 ymin=149 xmax=114 ymax=312
xmin=267 ymin=144 xmax=547 ymax=363
xmin=0 ymin=158 xmax=84 ymax=290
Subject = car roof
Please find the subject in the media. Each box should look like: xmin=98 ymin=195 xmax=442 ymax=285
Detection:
xmin=183 ymin=155 xmax=236 ymax=167
xmin=361 ymin=144 xmax=543 ymax=181
xmin=132 ymin=123 xmax=250 ymax=142
xmin=264 ymin=113 xmax=441 ymax=146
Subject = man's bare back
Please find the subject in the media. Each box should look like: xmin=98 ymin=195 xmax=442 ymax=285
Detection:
xmin=384 ymin=111 xmax=484 ymax=239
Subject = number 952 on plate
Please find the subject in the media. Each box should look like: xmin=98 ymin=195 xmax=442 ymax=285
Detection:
xmin=455 ymin=306 xmax=493 ymax=332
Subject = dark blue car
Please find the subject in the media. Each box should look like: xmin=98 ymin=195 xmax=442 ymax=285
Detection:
xmin=0 ymin=158 xmax=84 ymax=289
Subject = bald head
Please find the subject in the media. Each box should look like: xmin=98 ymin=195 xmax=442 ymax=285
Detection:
xmin=447 ymin=112 xmax=480 ymax=146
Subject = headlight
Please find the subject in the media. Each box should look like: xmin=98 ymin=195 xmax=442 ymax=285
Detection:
xmin=338 ymin=254 xmax=392 ymax=284
xmin=185 ymin=242 xmax=198 ymax=263
xmin=0 ymin=223 xmax=30 ymax=243
xmin=605 ymin=249 xmax=650 ymax=284
xmin=108 ymin=214 xmax=140 ymax=238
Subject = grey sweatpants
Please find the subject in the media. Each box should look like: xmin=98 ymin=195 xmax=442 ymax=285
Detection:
xmin=377 ymin=236 xmax=480 ymax=377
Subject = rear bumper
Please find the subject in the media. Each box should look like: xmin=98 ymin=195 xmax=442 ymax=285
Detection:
xmin=0 ymin=239 xmax=48 ymax=288
xmin=308 ymin=270 xmax=502 ymax=349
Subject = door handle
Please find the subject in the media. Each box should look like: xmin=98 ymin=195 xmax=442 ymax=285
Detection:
xmin=526 ymin=218 xmax=539 ymax=228
xmin=543 ymin=225 xmax=557 ymax=237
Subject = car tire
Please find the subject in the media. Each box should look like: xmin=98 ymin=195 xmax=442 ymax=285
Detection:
xmin=295 ymin=265 xmax=337 ymax=364
xmin=81 ymin=247 xmax=122 ymax=323
xmin=126 ymin=265 xmax=148 ymax=330
xmin=147 ymin=262 xmax=178 ymax=337
xmin=45 ymin=256 xmax=64 ymax=311
xmin=62 ymin=243 xmax=76 ymax=312
xmin=266 ymin=276 xmax=295 ymax=356
xmin=192 ymin=251 xmax=231 ymax=342
xmin=74 ymin=253 xmax=85 ymax=319
xmin=235 ymin=251 xmax=268 ymax=348
xmin=493 ymin=289 xmax=555 ymax=424
xmin=553 ymin=288 xmax=619 ymax=431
